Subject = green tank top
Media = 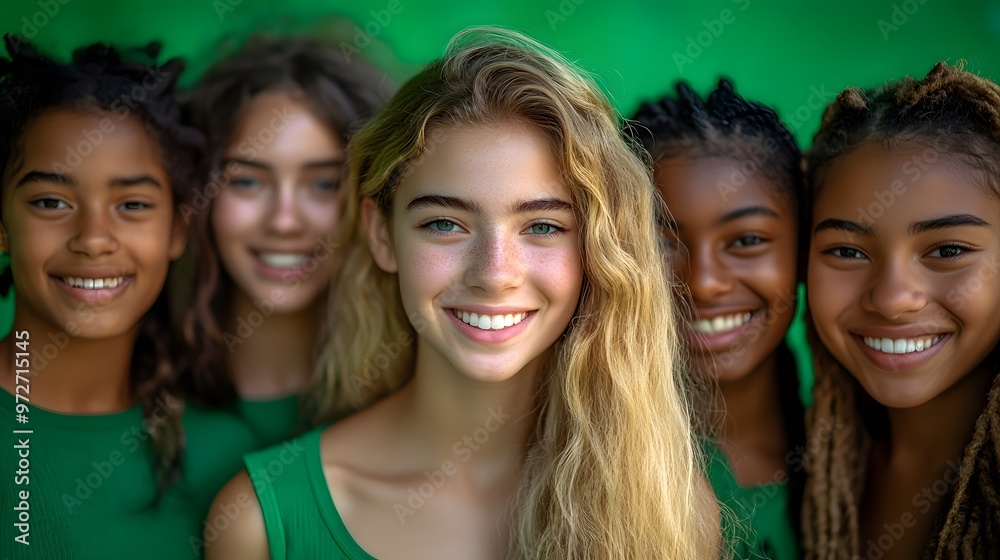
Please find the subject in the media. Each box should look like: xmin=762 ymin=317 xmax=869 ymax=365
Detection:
xmin=0 ymin=387 xmax=256 ymax=559
xmin=244 ymin=426 xmax=376 ymax=559
xmin=237 ymin=393 xmax=301 ymax=449
xmin=705 ymin=440 xmax=801 ymax=560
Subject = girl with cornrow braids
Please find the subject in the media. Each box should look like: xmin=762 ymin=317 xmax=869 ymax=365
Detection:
xmin=630 ymin=79 xmax=808 ymax=560
xmin=804 ymin=62 xmax=1000 ymax=559
xmin=0 ymin=35 xmax=255 ymax=559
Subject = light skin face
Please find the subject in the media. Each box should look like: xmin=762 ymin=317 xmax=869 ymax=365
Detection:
xmin=0 ymin=110 xmax=185 ymax=339
xmin=655 ymin=156 xmax=798 ymax=383
xmin=364 ymin=123 xmax=583 ymax=383
xmin=809 ymin=142 xmax=1000 ymax=408
xmin=212 ymin=90 xmax=344 ymax=313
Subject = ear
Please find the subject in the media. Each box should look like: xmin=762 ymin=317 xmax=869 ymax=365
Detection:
xmin=168 ymin=215 xmax=188 ymax=261
xmin=361 ymin=197 xmax=397 ymax=273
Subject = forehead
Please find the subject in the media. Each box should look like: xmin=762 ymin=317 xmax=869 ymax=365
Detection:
xmin=9 ymin=110 xmax=164 ymax=180
xmin=396 ymin=123 xmax=568 ymax=208
xmin=227 ymin=90 xmax=343 ymax=161
xmin=815 ymin=144 xmax=997 ymax=226
xmin=654 ymin=156 xmax=790 ymax=219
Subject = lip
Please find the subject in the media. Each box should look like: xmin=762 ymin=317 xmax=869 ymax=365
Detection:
xmin=690 ymin=306 xmax=758 ymax=320
xmin=683 ymin=308 xmax=759 ymax=352
xmin=252 ymin=252 xmax=313 ymax=281
xmin=852 ymin=332 xmax=951 ymax=372
xmin=446 ymin=308 xmax=533 ymax=343
xmin=52 ymin=275 xmax=133 ymax=305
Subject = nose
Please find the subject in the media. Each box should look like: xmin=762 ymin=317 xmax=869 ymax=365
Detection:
xmin=68 ymin=205 xmax=118 ymax=257
xmin=463 ymin=228 xmax=523 ymax=294
xmin=682 ymin=244 xmax=734 ymax=303
xmin=266 ymin=183 xmax=305 ymax=235
xmin=862 ymin=257 xmax=928 ymax=320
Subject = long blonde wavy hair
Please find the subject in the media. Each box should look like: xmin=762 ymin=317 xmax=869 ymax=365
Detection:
xmin=308 ymin=27 xmax=719 ymax=559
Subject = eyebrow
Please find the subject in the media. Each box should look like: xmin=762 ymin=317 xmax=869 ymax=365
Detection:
xmin=16 ymin=171 xmax=161 ymax=189
xmin=405 ymin=194 xmax=572 ymax=216
xmin=223 ymin=157 xmax=345 ymax=171
xmin=717 ymin=205 xmax=780 ymax=225
xmin=909 ymin=213 xmax=990 ymax=235
xmin=814 ymin=218 xmax=874 ymax=236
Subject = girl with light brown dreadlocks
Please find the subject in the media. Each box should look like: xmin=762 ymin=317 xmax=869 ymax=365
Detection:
xmin=804 ymin=62 xmax=1000 ymax=559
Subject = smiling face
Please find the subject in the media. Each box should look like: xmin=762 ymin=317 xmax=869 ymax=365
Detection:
xmin=808 ymin=142 xmax=1000 ymax=409
xmin=1 ymin=110 xmax=185 ymax=338
xmin=211 ymin=90 xmax=344 ymax=314
xmin=655 ymin=156 xmax=798 ymax=383
xmin=364 ymin=123 xmax=583 ymax=383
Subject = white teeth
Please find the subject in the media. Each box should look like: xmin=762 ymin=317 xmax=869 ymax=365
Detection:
xmin=863 ymin=335 xmax=943 ymax=355
xmin=453 ymin=310 xmax=527 ymax=331
xmin=259 ymin=253 xmax=308 ymax=269
xmin=691 ymin=312 xmax=752 ymax=334
xmin=62 ymin=276 xmax=125 ymax=290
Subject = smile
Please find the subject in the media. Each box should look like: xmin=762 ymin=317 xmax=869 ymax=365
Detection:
xmin=690 ymin=312 xmax=753 ymax=334
xmin=451 ymin=309 xmax=527 ymax=331
xmin=862 ymin=335 xmax=944 ymax=355
xmin=61 ymin=276 xmax=126 ymax=290
xmin=257 ymin=252 xmax=309 ymax=269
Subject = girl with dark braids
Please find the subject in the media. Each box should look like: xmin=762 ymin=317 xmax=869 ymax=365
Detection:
xmin=804 ymin=62 xmax=1000 ymax=559
xmin=631 ymin=79 xmax=807 ymax=560
xmin=0 ymin=35 xmax=255 ymax=559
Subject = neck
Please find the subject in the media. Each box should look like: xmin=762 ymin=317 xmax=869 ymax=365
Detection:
xmin=716 ymin=351 xmax=788 ymax=452
xmin=225 ymin=290 xmax=318 ymax=399
xmin=883 ymin=365 xmax=991 ymax=468
xmin=2 ymin=299 xmax=135 ymax=413
xmin=394 ymin=342 xmax=540 ymax=485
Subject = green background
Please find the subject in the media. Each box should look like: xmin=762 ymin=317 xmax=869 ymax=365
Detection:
xmin=2 ymin=0 xmax=997 ymax=398
xmin=2 ymin=0 xmax=997 ymax=144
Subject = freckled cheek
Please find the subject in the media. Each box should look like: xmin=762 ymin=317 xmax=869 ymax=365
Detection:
xmin=528 ymin=247 xmax=583 ymax=305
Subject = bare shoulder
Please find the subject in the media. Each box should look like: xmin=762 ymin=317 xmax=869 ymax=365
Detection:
xmin=203 ymin=470 xmax=270 ymax=560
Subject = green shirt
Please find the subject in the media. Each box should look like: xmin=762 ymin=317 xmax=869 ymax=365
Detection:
xmin=245 ymin=426 xmax=376 ymax=559
xmin=705 ymin=440 xmax=800 ymax=560
xmin=237 ymin=393 xmax=301 ymax=449
xmin=0 ymin=388 xmax=256 ymax=559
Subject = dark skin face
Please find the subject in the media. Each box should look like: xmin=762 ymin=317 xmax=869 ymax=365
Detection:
xmin=655 ymin=156 xmax=798 ymax=384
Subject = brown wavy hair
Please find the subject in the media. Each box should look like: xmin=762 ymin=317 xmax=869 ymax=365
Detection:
xmin=180 ymin=35 xmax=389 ymax=405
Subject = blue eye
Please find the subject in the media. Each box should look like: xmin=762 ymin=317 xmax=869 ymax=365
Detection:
xmin=312 ymin=179 xmax=339 ymax=191
xmin=30 ymin=198 xmax=69 ymax=210
xmin=528 ymin=223 xmax=558 ymax=235
xmin=229 ymin=177 xmax=260 ymax=189
xmin=827 ymin=247 xmax=866 ymax=259
xmin=732 ymin=235 xmax=763 ymax=248
xmin=428 ymin=219 xmax=458 ymax=232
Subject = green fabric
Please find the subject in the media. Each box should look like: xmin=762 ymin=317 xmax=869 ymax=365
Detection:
xmin=245 ymin=426 xmax=376 ymax=560
xmin=237 ymin=394 xmax=301 ymax=449
xmin=705 ymin=440 xmax=800 ymax=560
xmin=0 ymin=388 xmax=256 ymax=559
